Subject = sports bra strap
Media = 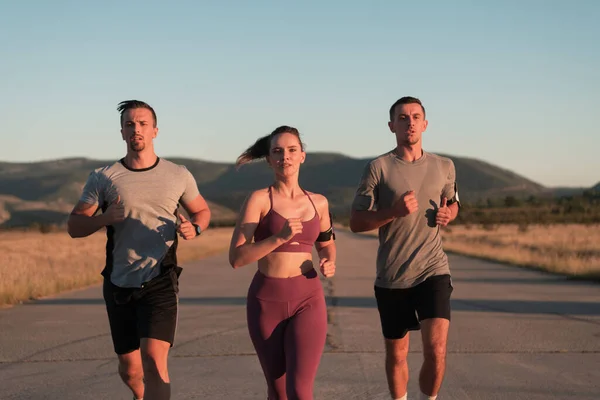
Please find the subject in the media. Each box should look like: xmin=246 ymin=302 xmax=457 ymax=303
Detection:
xmin=267 ymin=186 xmax=274 ymax=211
xmin=302 ymin=189 xmax=319 ymax=219
xmin=268 ymin=186 xmax=319 ymax=219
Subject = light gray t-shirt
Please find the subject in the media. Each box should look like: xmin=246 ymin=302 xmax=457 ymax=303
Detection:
xmin=351 ymin=151 xmax=459 ymax=289
xmin=79 ymin=158 xmax=200 ymax=288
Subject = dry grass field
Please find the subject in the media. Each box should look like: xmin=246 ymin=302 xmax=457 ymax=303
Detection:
xmin=4 ymin=223 xmax=598 ymax=306
xmin=0 ymin=227 xmax=233 ymax=306
xmin=362 ymin=223 xmax=600 ymax=279
xmin=441 ymin=224 xmax=600 ymax=279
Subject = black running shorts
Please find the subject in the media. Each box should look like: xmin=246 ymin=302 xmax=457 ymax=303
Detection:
xmin=103 ymin=267 xmax=181 ymax=355
xmin=374 ymin=274 xmax=453 ymax=340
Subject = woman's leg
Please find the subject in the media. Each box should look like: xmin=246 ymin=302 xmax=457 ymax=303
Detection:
xmin=284 ymin=289 xmax=328 ymax=400
xmin=247 ymin=292 xmax=289 ymax=399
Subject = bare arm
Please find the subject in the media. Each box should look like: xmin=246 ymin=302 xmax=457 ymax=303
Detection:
xmin=314 ymin=196 xmax=336 ymax=262
xmin=349 ymin=208 xmax=396 ymax=233
xmin=448 ymin=202 xmax=459 ymax=222
xmin=176 ymin=193 xmax=212 ymax=240
xmin=183 ymin=194 xmax=211 ymax=231
xmin=68 ymin=171 xmax=120 ymax=238
xmin=316 ymin=239 xmax=336 ymax=265
xmin=228 ymin=191 xmax=298 ymax=269
xmin=349 ymin=161 xmax=396 ymax=233
xmin=441 ymin=162 xmax=460 ymax=224
xmin=175 ymin=168 xmax=212 ymax=239
xmin=437 ymin=161 xmax=461 ymax=227
xmin=350 ymin=190 xmax=418 ymax=233
xmin=178 ymin=193 xmax=211 ymax=237
xmin=67 ymin=201 xmax=112 ymax=238
xmin=314 ymin=196 xmax=336 ymax=277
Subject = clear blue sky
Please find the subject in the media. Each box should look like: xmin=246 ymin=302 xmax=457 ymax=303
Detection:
xmin=1 ymin=0 xmax=598 ymax=187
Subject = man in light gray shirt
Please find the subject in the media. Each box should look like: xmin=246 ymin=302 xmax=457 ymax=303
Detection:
xmin=68 ymin=100 xmax=211 ymax=400
xmin=350 ymin=96 xmax=460 ymax=400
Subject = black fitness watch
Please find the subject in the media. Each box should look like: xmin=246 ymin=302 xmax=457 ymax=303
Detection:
xmin=192 ymin=223 xmax=202 ymax=237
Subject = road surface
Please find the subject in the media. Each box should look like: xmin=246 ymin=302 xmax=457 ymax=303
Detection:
xmin=1 ymin=231 xmax=599 ymax=399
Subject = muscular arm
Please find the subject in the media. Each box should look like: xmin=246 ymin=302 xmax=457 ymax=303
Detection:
xmin=228 ymin=191 xmax=286 ymax=269
xmin=68 ymin=170 xmax=113 ymax=238
xmin=180 ymin=193 xmax=211 ymax=232
xmin=67 ymin=202 xmax=106 ymax=238
xmin=350 ymin=189 xmax=419 ymax=232
xmin=349 ymin=161 xmax=397 ymax=233
xmin=349 ymin=208 xmax=396 ymax=233
xmin=442 ymin=160 xmax=460 ymax=225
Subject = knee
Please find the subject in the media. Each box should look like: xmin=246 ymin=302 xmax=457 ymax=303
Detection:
xmin=423 ymin=344 xmax=446 ymax=364
xmin=385 ymin=344 xmax=409 ymax=367
xmin=140 ymin=350 xmax=168 ymax=381
xmin=118 ymin=361 xmax=143 ymax=384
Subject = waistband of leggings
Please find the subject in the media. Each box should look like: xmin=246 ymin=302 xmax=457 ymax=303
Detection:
xmin=248 ymin=268 xmax=323 ymax=301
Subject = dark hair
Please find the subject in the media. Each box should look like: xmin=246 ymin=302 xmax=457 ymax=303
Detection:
xmin=117 ymin=100 xmax=157 ymax=127
xmin=236 ymin=125 xmax=304 ymax=167
xmin=389 ymin=96 xmax=426 ymax=121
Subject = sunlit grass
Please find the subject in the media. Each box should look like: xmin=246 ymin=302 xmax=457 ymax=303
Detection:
xmin=0 ymin=228 xmax=233 ymax=306
xmin=360 ymin=224 xmax=600 ymax=279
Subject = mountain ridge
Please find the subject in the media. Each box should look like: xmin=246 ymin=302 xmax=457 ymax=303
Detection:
xmin=0 ymin=152 xmax=595 ymax=227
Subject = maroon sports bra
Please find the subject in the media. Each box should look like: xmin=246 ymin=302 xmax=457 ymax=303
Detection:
xmin=253 ymin=187 xmax=321 ymax=253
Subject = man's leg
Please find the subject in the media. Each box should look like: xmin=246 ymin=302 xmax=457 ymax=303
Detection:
xmin=140 ymin=338 xmax=171 ymax=400
xmin=103 ymin=279 xmax=144 ymax=399
xmin=415 ymin=274 xmax=453 ymax=398
xmin=374 ymin=286 xmax=418 ymax=400
xmin=118 ymin=350 xmax=145 ymax=399
xmin=137 ymin=269 xmax=180 ymax=400
xmin=384 ymin=335 xmax=410 ymax=399
xmin=419 ymin=318 xmax=449 ymax=397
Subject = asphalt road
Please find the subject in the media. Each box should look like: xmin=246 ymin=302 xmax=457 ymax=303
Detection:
xmin=1 ymin=230 xmax=599 ymax=399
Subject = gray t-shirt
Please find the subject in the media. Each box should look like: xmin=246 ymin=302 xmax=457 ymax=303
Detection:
xmin=351 ymin=151 xmax=458 ymax=289
xmin=79 ymin=158 xmax=200 ymax=288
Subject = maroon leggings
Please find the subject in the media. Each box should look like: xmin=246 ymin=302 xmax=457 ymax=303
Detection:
xmin=246 ymin=269 xmax=328 ymax=400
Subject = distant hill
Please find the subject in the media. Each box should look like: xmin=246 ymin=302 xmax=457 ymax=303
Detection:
xmin=0 ymin=152 xmax=578 ymax=227
xmin=435 ymin=154 xmax=546 ymax=200
xmin=0 ymin=195 xmax=235 ymax=229
xmin=541 ymin=181 xmax=600 ymax=198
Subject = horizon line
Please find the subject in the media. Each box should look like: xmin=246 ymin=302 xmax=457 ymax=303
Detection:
xmin=1 ymin=154 xmax=597 ymax=190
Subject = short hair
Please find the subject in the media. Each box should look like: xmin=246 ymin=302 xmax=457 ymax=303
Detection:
xmin=389 ymin=96 xmax=426 ymax=121
xmin=117 ymin=100 xmax=157 ymax=127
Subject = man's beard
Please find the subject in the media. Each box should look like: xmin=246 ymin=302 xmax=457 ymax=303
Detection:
xmin=129 ymin=141 xmax=146 ymax=152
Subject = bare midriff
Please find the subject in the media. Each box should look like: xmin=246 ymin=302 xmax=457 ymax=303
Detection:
xmin=258 ymin=252 xmax=314 ymax=278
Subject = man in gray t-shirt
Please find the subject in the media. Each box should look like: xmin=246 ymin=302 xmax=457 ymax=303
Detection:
xmin=67 ymin=100 xmax=211 ymax=400
xmin=350 ymin=96 xmax=460 ymax=400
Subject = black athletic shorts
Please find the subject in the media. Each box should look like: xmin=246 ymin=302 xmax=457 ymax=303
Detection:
xmin=374 ymin=274 xmax=453 ymax=340
xmin=103 ymin=266 xmax=182 ymax=355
